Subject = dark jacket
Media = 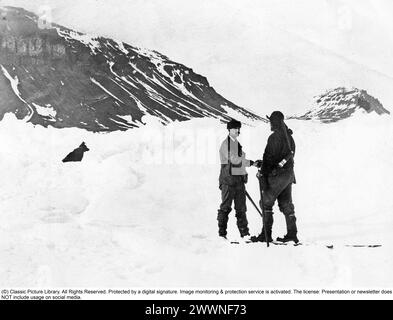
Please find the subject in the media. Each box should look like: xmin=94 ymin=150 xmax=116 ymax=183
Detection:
xmin=262 ymin=126 xmax=295 ymax=177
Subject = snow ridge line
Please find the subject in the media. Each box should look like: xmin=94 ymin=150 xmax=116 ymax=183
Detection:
xmin=90 ymin=77 xmax=125 ymax=104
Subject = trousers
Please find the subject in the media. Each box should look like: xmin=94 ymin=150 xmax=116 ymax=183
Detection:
xmin=217 ymin=181 xmax=249 ymax=237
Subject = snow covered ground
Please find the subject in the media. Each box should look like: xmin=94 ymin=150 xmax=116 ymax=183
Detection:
xmin=0 ymin=112 xmax=392 ymax=291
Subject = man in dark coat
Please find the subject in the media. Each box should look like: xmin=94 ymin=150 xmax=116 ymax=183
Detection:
xmin=217 ymin=119 xmax=256 ymax=240
xmin=252 ymin=111 xmax=299 ymax=243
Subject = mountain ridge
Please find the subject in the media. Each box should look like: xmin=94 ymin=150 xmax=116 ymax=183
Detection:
xmin=0 ymin=6 xmax=263 ymax=132
xmin=293 ymin=87 xmax=390 ymax=122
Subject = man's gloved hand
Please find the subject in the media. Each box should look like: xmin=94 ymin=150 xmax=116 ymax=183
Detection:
xmin=254 ymin=160 xmax=263 ymax=168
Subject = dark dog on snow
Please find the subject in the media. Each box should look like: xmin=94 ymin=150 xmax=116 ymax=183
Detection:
xmin=62 ymin=142 xmax=90 ymax=163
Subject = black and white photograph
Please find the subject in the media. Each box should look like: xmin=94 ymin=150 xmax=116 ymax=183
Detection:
xmin=0 ymin=0 xmax=392 ymax=303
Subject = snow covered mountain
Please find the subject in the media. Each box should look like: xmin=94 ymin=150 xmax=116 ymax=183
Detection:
xmin=0 ymin=7 xmax=262 ymax=132
xmin=296 ymin=87 xmax=390 ymax=123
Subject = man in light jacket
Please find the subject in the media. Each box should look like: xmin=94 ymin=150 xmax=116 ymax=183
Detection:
xmin=217 ymin=119 xmax=256 ymax=240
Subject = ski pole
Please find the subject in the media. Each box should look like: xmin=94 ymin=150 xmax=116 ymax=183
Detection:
xmin=245 ymin=189 xmax=270 ymax=247
xmin=257 ymin=172 xmax=271 ymax=247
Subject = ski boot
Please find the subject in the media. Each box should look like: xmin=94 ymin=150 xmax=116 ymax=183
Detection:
xmin=251 ymin=230 xmax=273 ymax=243
xmin=241 ymin=234 xmax=252 ymax=243
xmin=276 ymin=233 xmax=299 ymax=244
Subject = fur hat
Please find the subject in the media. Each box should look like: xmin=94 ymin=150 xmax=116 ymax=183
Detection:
xmin=227 ymin=119 xmax=242 ymax=130
xmin=267 ymin=111 xmax=285 ymax=126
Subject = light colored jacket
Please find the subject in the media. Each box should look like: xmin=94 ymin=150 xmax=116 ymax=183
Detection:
xmin=219 ymin=136 xmax=252 ymax=176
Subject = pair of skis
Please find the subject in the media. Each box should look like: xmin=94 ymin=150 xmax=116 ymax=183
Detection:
xmin=242 ymin=189 xmax=381 ymax=249
xmin=230 ymin=241 xmax=382 ymax=249
xmin=244 ymin=170 xmax=382 ymax=250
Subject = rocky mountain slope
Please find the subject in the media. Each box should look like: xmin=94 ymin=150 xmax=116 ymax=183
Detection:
xmin=0 ymin=6 xmax=262 ymax=132
xmin=295 ymin=87 xmax=390 ymax=122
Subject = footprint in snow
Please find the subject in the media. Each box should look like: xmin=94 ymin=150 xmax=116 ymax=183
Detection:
xmin=145 ymin=265 xmax=164 ymax=274
xmin=41 ymin=212 xmax=72 ymax=224
xmin=40 ymin=200 xmax=89 ymax=224
xmin=193 ymin=247 xmax=208 ymax=254
xmin=191 ymin=234 xmax=208 ymax=240
xmin=126 ymin=167 xmax=146 ymax=190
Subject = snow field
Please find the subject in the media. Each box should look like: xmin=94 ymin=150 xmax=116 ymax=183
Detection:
xmin=0 ymin=112 xmax=392 ymax=288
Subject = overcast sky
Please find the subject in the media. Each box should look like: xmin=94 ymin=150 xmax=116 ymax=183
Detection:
xmin=2 ymin=0 xmax=393 ymax=114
